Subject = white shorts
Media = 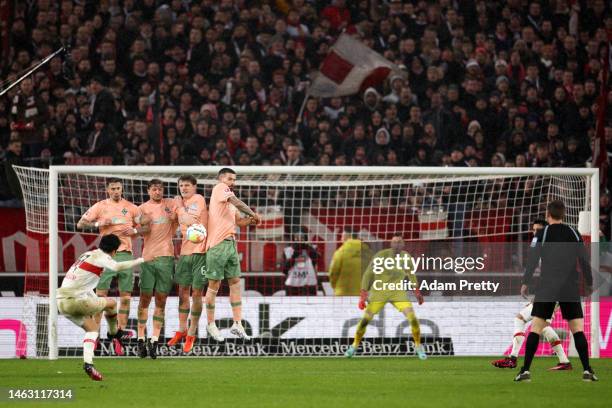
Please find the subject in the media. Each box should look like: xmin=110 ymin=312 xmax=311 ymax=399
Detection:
xmin=57 ymin=294 xmax=107 ymax=327
xmin=518 ymin=302 xmax=555 ymax=324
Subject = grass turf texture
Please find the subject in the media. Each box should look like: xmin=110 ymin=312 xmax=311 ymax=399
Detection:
xmin=0 ymin=357 xmax=610 ymax=408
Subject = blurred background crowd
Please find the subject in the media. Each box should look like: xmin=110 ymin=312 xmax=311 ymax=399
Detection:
xmin=0 ymin=0 xmax=609 ymax=230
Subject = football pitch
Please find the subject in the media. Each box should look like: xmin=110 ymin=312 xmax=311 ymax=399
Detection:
xmin=0 ymin=357 xmax=610 ymax=407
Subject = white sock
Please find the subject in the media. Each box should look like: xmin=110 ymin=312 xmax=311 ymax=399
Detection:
xmin=138 ymin=336 xmax=145 ymax=341
xmin=83 ymin=332 xmax=98 ymax=365
xmin=542 ymin=326 xmax=569 ymax=363
xmin=151 ymin=336 xmax=158 ymax=343
xmin=510 ymin=318 xmax=526 ymax=357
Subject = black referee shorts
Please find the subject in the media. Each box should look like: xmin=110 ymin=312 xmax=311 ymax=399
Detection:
xmin=531 ymin=301 xmax=584 ymax=321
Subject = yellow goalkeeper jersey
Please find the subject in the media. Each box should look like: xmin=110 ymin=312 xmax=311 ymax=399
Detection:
xmin=328 ymin=239 xmax=373 ymax=296
xmin=361 ymin=249 xmax=418 ymax=302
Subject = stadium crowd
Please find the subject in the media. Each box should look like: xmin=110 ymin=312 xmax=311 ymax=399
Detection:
xmin=0 ymin=1 xmax=610 ymax=218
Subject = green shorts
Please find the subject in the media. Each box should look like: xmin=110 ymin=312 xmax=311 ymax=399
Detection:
xmin=205 ymin=239 xmax=241 ymax=281
xmin=140 ymin=256 xmax=175 ymax=294
xmin=97 ymin=251 xmax=134 ymax=293
xmin=175 ymin=253 xmax=208 ymax=289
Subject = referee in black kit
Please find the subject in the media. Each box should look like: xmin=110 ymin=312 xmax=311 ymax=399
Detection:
xmin=515 ymin=200 xmax=598 ymax=382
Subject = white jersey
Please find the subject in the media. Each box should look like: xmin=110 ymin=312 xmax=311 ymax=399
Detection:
xmin=58 ymin=249 xmax=144 ymax=299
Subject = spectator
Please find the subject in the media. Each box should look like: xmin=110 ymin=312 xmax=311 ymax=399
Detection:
xmin=238 ymin=136 xmax=263 ymax=165
xmin=280 ymin=142 xmax=303 ymax=166
xmin=10 ymin=77 xmax=48 ymax=158
xmin=88 ymin=77 xmax=115 ymax=131
xmin=0 ymin=138 xmax=24 ymax=206
xmin=328 ymin=227 xmax=372 ymax=296
xmin=0 ymin=0 xmax=608 ymax=194
xmin=321 ymin=0 xmax=351 ymax=33
xmin=85 ymin=117 xmax=115 ymax=157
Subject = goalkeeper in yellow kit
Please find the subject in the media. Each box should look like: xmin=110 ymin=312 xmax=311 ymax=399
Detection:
xmin=345 ymin=235 xmax=427 ymax=359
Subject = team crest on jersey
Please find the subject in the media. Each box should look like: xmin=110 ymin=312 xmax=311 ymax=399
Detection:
xmin=121 ymin=208 xmax=128 ymax=215
xmin=189 ymin=203 xmax=198 ymax=212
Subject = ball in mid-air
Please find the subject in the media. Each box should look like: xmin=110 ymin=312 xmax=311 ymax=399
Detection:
xmin=186 ymin=224 xmax=207 ymax=243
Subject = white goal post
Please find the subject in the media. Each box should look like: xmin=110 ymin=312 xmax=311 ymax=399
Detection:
xmin=14 ymin=165 xmax=601 ymax=359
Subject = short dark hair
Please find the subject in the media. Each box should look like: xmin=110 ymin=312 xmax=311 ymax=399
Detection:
xmin=547 ymin=200 xmax=565 ymax=220
xmin=218 ymin=168 xmax=236 ymax=177
xmin=178 ymin=175 xmax=197 ymax=185
xmin=343 ymin=226 xmax=357 ymax=238
xmin=532 ymin=218 xmax=548 ymax=227
xmin=147 ymin=178 xmax=164 ymax=188
xmin=99 ymin=234 xmax=121 ymax=253
xmin=107 ymin=177 xmax=122 ymax=186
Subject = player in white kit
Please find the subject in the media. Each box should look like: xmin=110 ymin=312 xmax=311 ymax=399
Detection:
xmin=57 ymin=234 xmax=145 ymax=381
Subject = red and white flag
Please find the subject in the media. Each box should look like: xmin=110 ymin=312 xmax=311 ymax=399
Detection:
xmin=309 ymin=34 xmax=404 ymax=98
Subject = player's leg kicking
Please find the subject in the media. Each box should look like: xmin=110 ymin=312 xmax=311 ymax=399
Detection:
xmin=492 ymin=303 xmax=570 ymax=369
xmin=58 ymin=294 xmax=120 ymax=381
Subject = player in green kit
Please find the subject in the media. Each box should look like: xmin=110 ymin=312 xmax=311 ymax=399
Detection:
xmin=345 ymin=235 xmax=427 ymax=359
xmin=136 ymin=179 xmax=178 ymax=358
xmin=167 ymin=175 xmax=209 ymax=348
xmin=204 ymin=168 xmax=261 ymax=341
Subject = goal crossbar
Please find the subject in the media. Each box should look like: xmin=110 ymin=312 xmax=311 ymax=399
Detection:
xmin=38 ymin=166 xmax=602 ymax=359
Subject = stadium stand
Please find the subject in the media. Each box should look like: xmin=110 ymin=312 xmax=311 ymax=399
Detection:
xmin=0 ymin=0 xmax=610 ymax=232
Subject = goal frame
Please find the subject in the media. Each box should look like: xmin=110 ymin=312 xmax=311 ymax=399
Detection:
xmin=46 ymin=165 xmax=600 ymax=359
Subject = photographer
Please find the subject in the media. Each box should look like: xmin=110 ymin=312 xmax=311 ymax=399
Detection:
xmin=283 ymin=230 xmax=320 ymax=296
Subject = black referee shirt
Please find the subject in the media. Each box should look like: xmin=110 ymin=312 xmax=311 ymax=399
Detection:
xmin=522 ymin=223 xmax=592 ymax=301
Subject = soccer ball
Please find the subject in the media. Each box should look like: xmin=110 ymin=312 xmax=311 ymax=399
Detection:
xmin=186 ymin=224 xmax=207 ymax=243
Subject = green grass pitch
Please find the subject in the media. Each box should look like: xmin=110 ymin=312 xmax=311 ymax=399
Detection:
xmin=1 ymin=357 xmax=610 ymax=407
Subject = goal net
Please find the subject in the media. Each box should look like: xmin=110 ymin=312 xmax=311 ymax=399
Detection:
xmin=12 ymin=165 xmax=601 ymax=359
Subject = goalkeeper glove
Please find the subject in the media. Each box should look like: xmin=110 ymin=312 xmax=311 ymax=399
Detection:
xmin=415 ymin=288 xmax=424 ymax=305
xmin=358 ymin=290 xmax=368 ymax=310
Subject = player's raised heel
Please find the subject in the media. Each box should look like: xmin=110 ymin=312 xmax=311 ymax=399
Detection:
xmin=138 ymin=339 xmax=148 ymax=358
xmin=183 ymin=335 xmax=196 ymax=353
xmin=344 ymin=345 xmax=356 ymax=358
xmin=84 ymin=363 xmax=103 ymax=381
xmin=230 ymin=322 xmax=250 ymax=340
xmin=148 ymin=340 xmax=158 ymax=359
xmin=207 ymin=323 xmax=225 ymax=342
xmin=514 ymin=370 xmax=531 ymax=382
xmin=167 ymin=330 xmax=187 ymax=346
xmin=416 ymin=345 xmax=427 ymax=360
xmin=582 ymin=369 xmax=598 ymax=382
